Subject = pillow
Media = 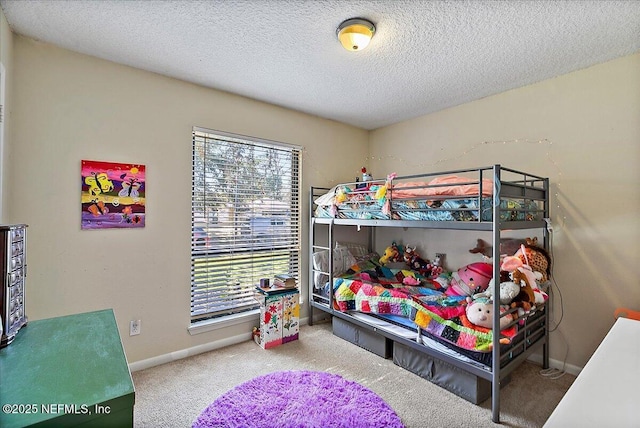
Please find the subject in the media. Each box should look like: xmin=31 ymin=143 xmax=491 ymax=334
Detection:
xmin=335 ymin=241 xmax=369 ymax=258
xmin=314 ymin=186 xmax=337 ymax=207
xmin=312 ymin=245 xmax=357 ymax=289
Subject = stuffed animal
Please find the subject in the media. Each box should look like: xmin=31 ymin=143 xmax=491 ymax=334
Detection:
xmin=403 ymin=245 xmax=432 ymax=277
xmin=252 ymin=326 xmax=261 ymax=345
xmin=427 ymin=253 xmax=445 ymax=278
xmin=379 ymin=242 xmax=402 ymax=265
xmin=335 ymin=186 xmax=349 ymax=204
xmin=513 ymin=238 xmax=552 ymax=282
xmin=445 ymin=262 xmax=493 ymax=297
xmin=509 ymin=269 xmax=536 ymax=312
xmin=468 ymin=238 xmax=529 ymax=260
xmin=501 ymin=255 xmax=548 ymax=312
xmin=465 ymin=296 xmax=513 ymax=330
xmin=474 ymin=278 xmax=520 ymax=305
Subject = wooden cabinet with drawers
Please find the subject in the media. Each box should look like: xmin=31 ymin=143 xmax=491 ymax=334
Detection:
xmin=0 ymin=224 xmax=28 ymax=348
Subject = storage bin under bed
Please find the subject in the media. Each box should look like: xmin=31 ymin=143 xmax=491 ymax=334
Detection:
xmin=332 ymin=316 xmax=393 ymax=359
xmin=393 ymin=341 xmax=510 ymax=404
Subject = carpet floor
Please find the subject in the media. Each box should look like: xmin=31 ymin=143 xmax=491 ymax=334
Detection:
xmin=132 ymin=320 xmax=575 ymax=428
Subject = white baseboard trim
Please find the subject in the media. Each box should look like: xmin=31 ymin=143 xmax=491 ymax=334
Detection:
xmin=129 ymin=332 xmax=252 ymax=372
xmin=129 ymin=316 xmax=319 ymax=372
xmin=132 ymin=315 xmax=580 ymax=378
xmin=527 ymin=354 xmax=582 ymax=376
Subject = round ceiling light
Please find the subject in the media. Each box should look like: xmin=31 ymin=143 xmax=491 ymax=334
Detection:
xmin=336 ymin=18 xmax=376 ymax=52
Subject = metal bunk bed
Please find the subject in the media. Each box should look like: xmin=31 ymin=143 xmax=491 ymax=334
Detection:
xmin=308 ymin=164 xmax=550 ymax=423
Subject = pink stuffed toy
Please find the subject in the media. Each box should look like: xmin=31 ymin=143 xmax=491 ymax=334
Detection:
xmin=445 ymin=262 xmax=493 ymax=297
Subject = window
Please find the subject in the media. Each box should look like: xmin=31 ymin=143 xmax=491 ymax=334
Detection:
xmin=191 ymin=127 xmax=301 ymax=323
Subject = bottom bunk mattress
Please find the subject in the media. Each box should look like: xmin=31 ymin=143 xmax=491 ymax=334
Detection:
xmin=326 ymin=265 xmax=546 ymax=366
xmin=333 ymin=275 xmax=517 ymax=352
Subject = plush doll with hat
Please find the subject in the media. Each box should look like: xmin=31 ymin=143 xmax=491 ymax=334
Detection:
xmin=445 ymin=262 xmax=493 ymax=297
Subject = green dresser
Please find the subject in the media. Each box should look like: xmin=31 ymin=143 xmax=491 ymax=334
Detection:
xmin=0 ymin=309 xmax=135 ymax=427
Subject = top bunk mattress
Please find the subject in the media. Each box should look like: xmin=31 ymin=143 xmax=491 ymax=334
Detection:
xmin=313 ymin=166 xmax=547 ymax=224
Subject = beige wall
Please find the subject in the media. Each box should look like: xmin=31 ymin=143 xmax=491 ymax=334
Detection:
xmin=0 ymin=8 xmax=13 ymax=221
xmin=370 ymin=53 xmax=640 ymax=368
xmin=7 ymin=36 xmax=368 ymax=363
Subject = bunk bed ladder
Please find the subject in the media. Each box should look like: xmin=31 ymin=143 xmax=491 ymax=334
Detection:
xmin=308 ymin=188 xmax=316 ymax=325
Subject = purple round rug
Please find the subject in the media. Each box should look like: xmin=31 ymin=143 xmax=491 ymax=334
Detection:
xmin=192 ymin=370 xmax=404 ymax=428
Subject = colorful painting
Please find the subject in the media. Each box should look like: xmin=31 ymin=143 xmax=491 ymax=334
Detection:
xmin=81 ymin=160 xmax=146 ymax=229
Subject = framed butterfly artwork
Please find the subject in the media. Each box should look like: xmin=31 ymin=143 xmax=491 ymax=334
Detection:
xmin=81 ymin=160 xmax=146 ymax=229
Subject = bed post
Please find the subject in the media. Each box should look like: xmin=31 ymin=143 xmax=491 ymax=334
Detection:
xmin=543 ymin=177 xmax=551 ymax=369
xmin=328 ymin=218 xmax=335 ymax=317
xmin=491 ymin=164 xmax=501 ymax=423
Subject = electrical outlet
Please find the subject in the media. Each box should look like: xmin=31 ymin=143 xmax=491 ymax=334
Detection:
xmin=130 ymin=320 xmax=141 ymax=336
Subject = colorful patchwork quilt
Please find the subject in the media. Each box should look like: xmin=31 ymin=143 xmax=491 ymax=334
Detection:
xmin=333 ymin=264 xmax=517 ymax=353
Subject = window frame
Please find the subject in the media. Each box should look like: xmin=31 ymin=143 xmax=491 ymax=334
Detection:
xmin=189 ymin=126 xmax=302 ymax=331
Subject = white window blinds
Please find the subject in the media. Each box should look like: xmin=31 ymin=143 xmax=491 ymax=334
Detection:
xmin=191 ymin=127 xmax=301 ymax=323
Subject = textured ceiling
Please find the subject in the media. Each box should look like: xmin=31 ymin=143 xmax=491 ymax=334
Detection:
xmin=2 ymin=0 xmax=639 ymax=130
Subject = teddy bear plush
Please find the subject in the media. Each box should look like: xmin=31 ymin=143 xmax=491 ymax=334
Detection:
xmin=465 ymin=296 xmax=513 ymax=330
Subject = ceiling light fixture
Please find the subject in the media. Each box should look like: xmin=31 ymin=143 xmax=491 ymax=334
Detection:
xmin=336 ymin=18 xmax=376 ymax=52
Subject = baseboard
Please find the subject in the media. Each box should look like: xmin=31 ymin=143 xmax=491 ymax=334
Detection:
xmin=527 ymin=353 xmax=582 ymax=376
xmin=130 ymin=315 xmax=576 ymax=377
xmin=129 ymin=331 xmax=252 ymax=372
xmin=129 ymin=316 xmax=321 ymax=373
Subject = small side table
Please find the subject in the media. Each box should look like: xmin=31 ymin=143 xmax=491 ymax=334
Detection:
xmin=254 ymin=287 xmax=300 ymax=349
